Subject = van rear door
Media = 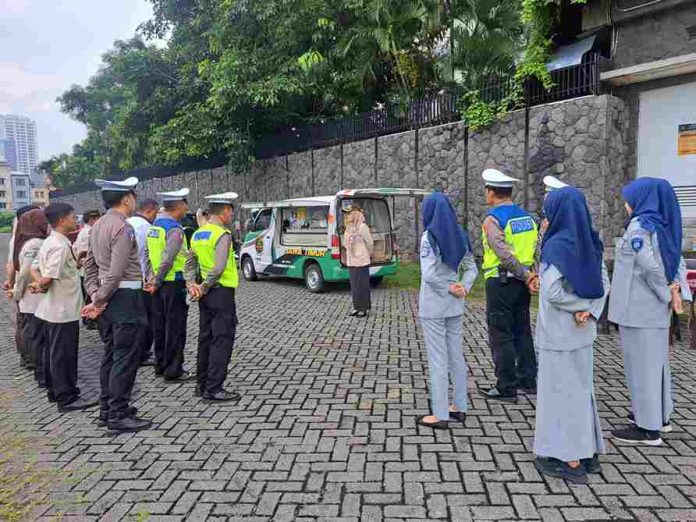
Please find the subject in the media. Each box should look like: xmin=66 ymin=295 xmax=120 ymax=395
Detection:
xmin=336 ymin=188 xmax=430 ymax=266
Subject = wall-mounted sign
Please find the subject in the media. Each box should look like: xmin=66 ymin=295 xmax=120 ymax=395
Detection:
xmin=678 ymin=124 xmax=696 ymax=156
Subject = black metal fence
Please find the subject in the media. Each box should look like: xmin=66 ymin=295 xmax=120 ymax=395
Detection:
xmin=256 ymin=53 xmax=602 ymax=159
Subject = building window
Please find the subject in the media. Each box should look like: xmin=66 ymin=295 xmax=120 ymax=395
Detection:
xmin=0 ymin=191 xmax=5 ymax=197
xmin=0 ymin=179 xmax=4 ymax=185
xmin=15 ymin=178 xmax=25 ymax=186
xmin=0 ymin=203 xmax=5 ymax=210
xmin=17 ymin=190 xmax=27 ymax=198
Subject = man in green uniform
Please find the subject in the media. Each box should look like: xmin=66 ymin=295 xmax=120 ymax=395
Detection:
xmin=185 ymin=191 xmax=241 ymax=402
xmin=479 ymin=169 xmax=539 ymax=403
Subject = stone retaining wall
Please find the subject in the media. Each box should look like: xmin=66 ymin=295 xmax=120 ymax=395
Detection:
xmin=53 ymin=94 xmax=630 ymax=256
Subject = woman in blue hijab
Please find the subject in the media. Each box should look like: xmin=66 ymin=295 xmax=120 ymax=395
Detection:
xmin=417 ymin=192 xmax=478 ymax=429
xmin=533 ymin=187 xmax=609 ymax=485
xmin=608 ymin=177 xmax=691 ymax=446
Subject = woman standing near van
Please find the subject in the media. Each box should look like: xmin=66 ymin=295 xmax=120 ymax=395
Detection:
xmin=344 ymin=207 xmax=374 ymax=318
xmin=533 ymin=187 xmax=608 ymax=484
xmin=417 ymin=192 xmax=477 ymax=429
xmin=609 ymin=177 xmax=690 ymax=446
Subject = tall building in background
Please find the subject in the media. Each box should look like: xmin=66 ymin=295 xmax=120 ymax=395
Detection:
xmin=0 ymin=115 xmax=38 ymax=176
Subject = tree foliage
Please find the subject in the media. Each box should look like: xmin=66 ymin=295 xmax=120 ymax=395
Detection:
xmin=43 ymin=0 xmax=568 ymax=188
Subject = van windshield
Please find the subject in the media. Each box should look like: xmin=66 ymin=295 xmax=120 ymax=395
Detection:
xmin=281 ymin=206 xmax=329 ymax=246
xmin=339 ymin=197 xmax=393 ymax=265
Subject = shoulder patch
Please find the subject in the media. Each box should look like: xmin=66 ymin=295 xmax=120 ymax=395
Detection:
xmin=147 ymin=229 xmax=160 ymax=238
xmin=631 ymin=237 xmax=644 ymax=253
xmin=420 ymin=238 xmax=433 ymax=258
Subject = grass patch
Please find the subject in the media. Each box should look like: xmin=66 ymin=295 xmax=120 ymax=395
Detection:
xmin=0 ymin=389 xmax=87 ymax=520
xmin=383 ymin=261 xmax=538 ymax=308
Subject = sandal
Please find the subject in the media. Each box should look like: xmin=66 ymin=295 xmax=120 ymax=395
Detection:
xmin=415 ymin=415 xmax=450 ymax=430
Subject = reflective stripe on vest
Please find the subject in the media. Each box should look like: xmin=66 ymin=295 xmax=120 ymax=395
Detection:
xmin=481 ymin=204 xmax=538 ymax=279
xmin=146 ymin=217 xmax=188 ymax=281
xmin=190 ymin=223 xmax=238 ymax=288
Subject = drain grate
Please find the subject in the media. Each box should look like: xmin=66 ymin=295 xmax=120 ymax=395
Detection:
xmin=688 ymin=25 xmax=696 ymax=40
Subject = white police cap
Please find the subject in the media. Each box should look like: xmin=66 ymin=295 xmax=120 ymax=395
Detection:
xmin=205 ymin=191 xmax=239 ymax=204
xmin=157 ymin=188 xmax=190 ymax=202
xmin=543 ymin=175 xmax=569 ymax=192
xmin=94 ymin=176 xmax=139 ymax=192
xmin=482 ymin=169 xmax=519 ymax=188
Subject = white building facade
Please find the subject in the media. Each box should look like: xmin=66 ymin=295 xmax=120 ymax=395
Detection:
xmin=0 ymin=115 xmax=39 ymax=176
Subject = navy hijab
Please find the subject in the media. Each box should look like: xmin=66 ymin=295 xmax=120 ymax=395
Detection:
xmin=541 ymin=187 xmax=604 ymax=299
xmin=622 ymin=177 xmax=682 ymax=283
xmin=422 ymin=192 xmax=471 ymax=272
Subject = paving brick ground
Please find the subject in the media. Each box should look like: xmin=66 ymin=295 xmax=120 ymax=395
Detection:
xmin=1 ymin=234 xmax=695 ymax=521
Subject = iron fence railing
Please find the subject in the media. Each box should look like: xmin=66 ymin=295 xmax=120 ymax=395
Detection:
xmin=256 ymin=53 xmax=602 ymax=159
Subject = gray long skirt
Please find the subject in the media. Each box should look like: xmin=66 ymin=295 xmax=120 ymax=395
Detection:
xmin=619 ymin=326 xmax=672 ymax=431
xmin=349 ymin=266 xmax=371 ymax=312
xmin=534 ymin=345 xmax=605 ymax=462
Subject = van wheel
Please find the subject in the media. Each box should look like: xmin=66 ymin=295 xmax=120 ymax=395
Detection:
xmin=305 ymin=263 xmax=325 ymax=293
xmin=370 ymin=276 xmax=384 ymax=288
xmin=242 ymin=256 xmax=258 ymax=281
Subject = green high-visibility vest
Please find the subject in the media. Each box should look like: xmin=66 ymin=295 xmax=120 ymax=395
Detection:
xmin=190 ymin=223 xmax=238 ymax=288
xmin=481 ymin=204 xmax=538 ymax=279
xmin=146 ymin=217 xmax=188 ymax=282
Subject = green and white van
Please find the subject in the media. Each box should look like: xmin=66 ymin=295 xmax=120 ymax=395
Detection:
xmin=240 ymin=188 xmax=429 ymax=292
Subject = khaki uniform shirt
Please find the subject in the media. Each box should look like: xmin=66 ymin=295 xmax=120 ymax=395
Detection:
xmin=84 ymin=209 xmax=142 ymax=308
xmin=35 ymin=231 xmax=83 ymax=323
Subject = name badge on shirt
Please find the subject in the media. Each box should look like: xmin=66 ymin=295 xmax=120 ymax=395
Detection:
xmin=630 ymin=237 xmax=644 ymax=253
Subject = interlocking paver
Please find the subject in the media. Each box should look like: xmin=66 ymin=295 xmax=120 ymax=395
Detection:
xmin=1 ymin=235 xmax=696 ymax=521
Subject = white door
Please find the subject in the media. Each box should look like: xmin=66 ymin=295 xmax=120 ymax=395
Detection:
xmin=637 ymin=82 xmax=696 ymax=218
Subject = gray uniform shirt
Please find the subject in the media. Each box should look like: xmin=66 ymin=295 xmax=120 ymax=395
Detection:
xmin=608 ymin=218 xmax=675 ymax=328
xmin=535 ymin=263 xmax=609 ymax=352
xmin=84 ymin=209 xmax=143 ymax=308
xmin=184 ymin=216 xmax=232 ymax=295
xmin=418 ymin=231 xmax=478 ymax=319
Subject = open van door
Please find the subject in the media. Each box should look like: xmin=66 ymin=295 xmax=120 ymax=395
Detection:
xmin=336 ymin=188 xmax=430 ymax=265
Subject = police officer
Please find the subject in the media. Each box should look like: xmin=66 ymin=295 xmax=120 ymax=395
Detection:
xmin=185 ymin=192 xmax=241 ymax=402
xmin=479 ymin=169 xmax=539 ymax=403
xmin=83 ymin=177 xmax=152 ymax=433
xmin=145 ymin=189 xmax=191 ymax=381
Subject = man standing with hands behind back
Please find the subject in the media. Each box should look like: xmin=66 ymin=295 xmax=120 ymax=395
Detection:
xmin=145 ymin=188 xmax=191 ymax=381
xmin=83 ymin=177 xmax=152 ymax=433
xmin=186 ymin=192 xmax=241 ymax=402
xmin=479 ymin=169 xmax=539 ymax=403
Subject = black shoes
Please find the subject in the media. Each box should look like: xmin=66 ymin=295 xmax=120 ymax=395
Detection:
xmin=202 ymin=390 xmax=241 ymax=402
xmin=415 ymin=416 xmax=450 ymax=430
xmin=479 ymin=387 xmax=518 ymax=403
xmin=581 ymin=454 xmax=602 ymax=474
xmin=520 ymin=386 xmax=537 ymax=395
xmin=165 ymin=370 xmax=194 ymax=382
xmin=97 ymin=407 xmax=139 ymax=427
xmin=627 ymin=413 xmax=672 ymax=433
xmin=535 ymin=457 xmax=588 ymax=484
xmin=612 ymin=425 xmax=662 ymax=446
xmin=107 ymin=415 xmax=153 ymax=433
xmin=348 ymin=310 xmax=359 ymax=317
xmin=57 ymin=397 xmax=99 ymax=413
xmin=140 ymin=356 xmax=155 ymax=367
xmin=448 ymin=411 xmax=466 ymax=423
xmin=355 ymin=311 xmax=368 ymax=318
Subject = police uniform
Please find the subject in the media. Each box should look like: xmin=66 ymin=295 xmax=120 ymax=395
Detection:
xmin=185 ymin=192 xmax=241 ymax=401
xmin=84 ymin=177 xmax=152 ymax=432
xmin=145 ymin=189 xmax=190 ymax=380
xmin=480 ymin=169 xmax=538 ymax=401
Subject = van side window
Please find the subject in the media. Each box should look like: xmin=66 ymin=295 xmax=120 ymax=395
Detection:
xmin=253 ymin=209 xmax=272 ymax=232
xmin=281 ymin=206 xmax=329 ymax=246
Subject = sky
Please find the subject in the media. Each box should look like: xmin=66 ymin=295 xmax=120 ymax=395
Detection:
xmin=0 ymin=0 xmax=155 ymax=161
